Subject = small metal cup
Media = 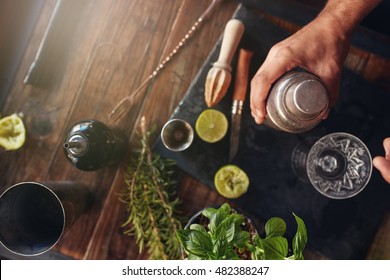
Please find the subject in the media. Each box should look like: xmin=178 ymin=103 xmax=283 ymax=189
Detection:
xmin=0 ymin=181 xmax=92 ymax=256
xmin=161 ymin=119 xmax=194 ymax=152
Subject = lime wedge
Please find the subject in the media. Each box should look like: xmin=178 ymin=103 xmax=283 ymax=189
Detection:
xmin=0 ymin=113 xmax=26 ymax=150
xmin=214 ymin=164 xmax=249 ymax=198
xmin=195 ymin=109 xmax=228 ymax=143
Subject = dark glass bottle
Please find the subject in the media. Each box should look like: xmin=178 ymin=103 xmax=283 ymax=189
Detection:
xmin=63 ymin=120 xmax=126 ymax=171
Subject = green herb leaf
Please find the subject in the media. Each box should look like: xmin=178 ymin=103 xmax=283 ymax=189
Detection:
xmin=213 ymin=233 xmax=228 ymax=258
xmin=202 ymin=207 xmax=217 ymax=219
xmin=233 ymin=230 xmax=250 ymax=248
xmin=187 ymin=253 xmax=202 ymax=260
xmin=190 ymin=224 xmax=207 ymax=234
xmin=176 ymin=229 xmax=212 ymax=258
xmin=225 ymin=248 xmax=241 ymax=260
xmin=208 ymin=204 xmax=229 ymax=236
xmin=120 ymin=118 xmax=182 ymax=260
xmin=292 ymin=213 xmax=307 ymax=260
xmin=260 ymin=236 xmax=288 ymax=260
xmin=265 ymin=217 xmax=286 ymax=238
xmin=230 ymin=213 xmax=245 ymax=226
xmin=219 ymin=203 xmax=231 ymax=216
xmin=224 ymin=217 xmax=236 ymax=243
xmin=249 ymin=237 xmax=265 ymax=260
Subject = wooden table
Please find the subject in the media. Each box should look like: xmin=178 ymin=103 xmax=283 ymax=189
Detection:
xmin=0 ymin=0 xmax=389 ymax=260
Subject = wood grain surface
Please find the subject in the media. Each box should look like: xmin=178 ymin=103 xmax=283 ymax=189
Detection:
xmin=0 ymin=0 xmax=389 ymax=260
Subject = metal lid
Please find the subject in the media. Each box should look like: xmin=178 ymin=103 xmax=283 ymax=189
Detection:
xmin=265 ymin=70 xmax=329 ymax=133
xmin=284 ymin=78 xmax=328 ymax=120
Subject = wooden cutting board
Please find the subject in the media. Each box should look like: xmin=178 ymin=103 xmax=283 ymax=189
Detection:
xmin=154 ymin=4 xmax=390 ymax=259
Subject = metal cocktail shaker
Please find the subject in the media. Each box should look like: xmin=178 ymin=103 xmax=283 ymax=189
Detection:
xmin=264 ymin=70 xmax=329 ymax=133
xmin=63 ymin=119 xmax=127 ymax=171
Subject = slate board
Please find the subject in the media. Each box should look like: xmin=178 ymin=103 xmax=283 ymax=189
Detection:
xmin=154 ymin=5 xmax=390 ymax=259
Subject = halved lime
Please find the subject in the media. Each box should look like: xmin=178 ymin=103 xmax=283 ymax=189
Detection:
xmin=214 ymin=164 xmax=249 ymax=198
xmin=195 ymin=109 xmax=228 ymax=143
xmin=0 ymin=113 xmax=26 ymax=150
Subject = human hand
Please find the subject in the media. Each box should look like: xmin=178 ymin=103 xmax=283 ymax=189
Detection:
xmin=373 ymin=138 xmax=390 ymax=184
xmin=250 ymin=11 xmax=351 ymax=124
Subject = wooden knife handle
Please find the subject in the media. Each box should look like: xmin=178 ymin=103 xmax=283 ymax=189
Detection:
xmin=215 ymin=19 xmax=245 ymax=70
xmin=232 ymin=48 xmax=254 ymax=101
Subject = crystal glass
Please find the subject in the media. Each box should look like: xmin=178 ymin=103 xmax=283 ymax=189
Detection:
xmin=306 ymin=132 xmax=372 ymax=199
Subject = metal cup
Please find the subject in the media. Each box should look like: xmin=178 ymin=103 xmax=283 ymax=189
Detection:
xmin=161 ymin=119 xmax=194 ymax=152
xmin=0 ymin=181 xmax=93 ymax=256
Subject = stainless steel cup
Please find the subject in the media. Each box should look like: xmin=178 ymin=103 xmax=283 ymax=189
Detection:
xmin=161 ymin=119 xmax=194 ymax=152
xmin=264 ymin=70 xmax=329 ymax=133
xmin=0 ymin=181 xmax=92 ymax=256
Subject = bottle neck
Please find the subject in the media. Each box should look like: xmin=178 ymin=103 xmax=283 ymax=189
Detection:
xmin=63 ymin=134 xmax=89 ymax=157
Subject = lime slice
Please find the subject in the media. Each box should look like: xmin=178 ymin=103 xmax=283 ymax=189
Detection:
xmin=195 ymin=109 xmax=228 ymax=143
xmin=214 ymin=164 xmax=249 ymax=198
xmin=0 ymin=113 xmax=26 ymax=150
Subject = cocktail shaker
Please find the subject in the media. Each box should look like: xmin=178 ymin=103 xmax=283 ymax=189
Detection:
xmin=63 ymin=119 xmax=126 ymax=171
xmin=264 ymin=70 xmax=329 ymax=133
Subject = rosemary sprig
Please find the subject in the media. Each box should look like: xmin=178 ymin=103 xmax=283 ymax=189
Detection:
xmin=119 ymin=117 xmax=182 ymax=260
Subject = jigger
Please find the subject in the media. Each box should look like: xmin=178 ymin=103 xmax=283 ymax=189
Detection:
xmin=161 ymin=119 xmax=194 ymax=152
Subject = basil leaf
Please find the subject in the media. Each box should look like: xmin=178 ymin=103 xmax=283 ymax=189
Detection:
xmin=233 ymin=230 xmax=250 ymax=249
xmin=213 ymin=234 xmax=228 ymax=258
xmin=187 ymin=253 xmax=202 ymax=260
xmin=202 ymin=207 xmax=217 ymax=220
xmin=260 ymin=236 xmax=288 ymax=260
xmin=292 ymin=213 xmax=307 ymax=260
xmin=219 ymin=203 xmax=231 ymax=216
xmin=225 ymin=248 xmax=240 ymax=260
xmin=250 ymin=246 xmax=265 ymax=260
xmin=190 ymin=223 xmax=207 ymax=234
xmin=265 ymin=217 xmax=286 ymax=238
xmin=224 ymin=217 xmax=236 ymax=243
xmin=208 ymin=206 xmax=227 ymax=235
xmin=176 ymin=229 xmax=212 ymax=258
xmin=230 ymin=213 xmax=245 ymax=226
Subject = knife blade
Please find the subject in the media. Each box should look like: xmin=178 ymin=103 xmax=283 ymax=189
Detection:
xmin=229 ymin=48 xmax=254 ymax=162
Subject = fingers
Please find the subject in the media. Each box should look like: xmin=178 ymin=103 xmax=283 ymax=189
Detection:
xmin=250 ymin=50 xmax=293 ymax=124
xmin=313 ymin=62 xmax=341 ymax=107
xmin=373 ymin=156 xmax=390 ymax=184
xmin=383 ymin=137 xmax=390 ymax=159
xmin=373 ymin=137 xmax=390 ymax=184
xmin=250 ymin=69 xmax=271 ymax=124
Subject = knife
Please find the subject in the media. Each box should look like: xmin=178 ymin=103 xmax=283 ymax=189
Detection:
xmin=229 ymin=48 xmax=254 ymax=162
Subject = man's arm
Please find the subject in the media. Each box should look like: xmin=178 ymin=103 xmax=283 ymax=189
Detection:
xmin=250 ymin=0 xmax=382 ymax=124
